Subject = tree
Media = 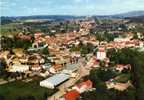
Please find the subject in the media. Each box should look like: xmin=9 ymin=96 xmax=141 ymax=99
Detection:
xmin=88 ymin=68 xmax=116 ymax=89
xmin=42 ymin=47 xmax=49 ymax=55
xmin=13 ymin=36 xmax=32 ymax=49
xmin=16 ymin=96 xmax=35 ymax=100
xmin=107 ymin=48 xmax=116 ymax=58
xmin=89 ymin=68 xmax=105 ymax=88
xmin=90 ymin=68 xmax=116 ymax=82
xmin=0 ymin=59 xmax=7 ymax=76
xmin=104 ymin=31 xmax=115 ymax=42
xmin=80 ymin=43 xmax=95 ymax=55
xmin=110 ymin=48 xmax=144 ymax=100
xmin=79 ymin=83 xmax=136 ymax=100
xmin=70 ymin=44 xmax=79 ymax=52
xmin=0 ymin=95 xmax=5 ymax=100
xmin=1 ymin=36 xmax=14 ymax=50
xmin=115 ymin=87 xmax=136 ymax=100
xmin=133 ymin=33 xmax=138 ymax=39
xmin=99 ymin=61 xmax=106 ymax=67
xmin=41 ymin=92 xmax=48 ymax=100
xmin=94 ymin=31 xmax=117 ymax=43
xmin=79 ymin=89 xmax=112 ymax=100
xmin=95 ymin=32 xmax=105 ymax=42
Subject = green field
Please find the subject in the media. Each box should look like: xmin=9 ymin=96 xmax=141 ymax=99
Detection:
xmin=115 ymin=73 xmax=131 ymax=83
xmin=0 ymin=78 xmax=58 ymax=100
xmin=0 ymin=23 xmax=22 ymax=36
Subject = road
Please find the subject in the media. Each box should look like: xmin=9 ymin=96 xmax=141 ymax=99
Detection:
xmin=48 ymin=58 xmax=90 ymax=100
xmin=0 ymin=56 xmax=91 ymax=100
xmin=48 ymin=75 xmax=81 ymax=100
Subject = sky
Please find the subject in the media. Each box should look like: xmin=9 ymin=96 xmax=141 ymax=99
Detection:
xmin=0 ymin=0 xmax=144 ymax=16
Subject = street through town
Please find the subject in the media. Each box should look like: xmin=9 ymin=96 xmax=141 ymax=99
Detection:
xmin=48 ymin=57 xmax=90 ymax=100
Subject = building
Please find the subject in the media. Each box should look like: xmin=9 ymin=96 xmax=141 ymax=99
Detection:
xmin=72 ymin=80 xmax=93 ymax=93
xmin=40 ymin=73 xmax=70 ymax=89
xmin=116 ymin=64 xmax=131 ymax=72
xmin=106 ymin=81 xmax=131 ymax=91
xmin=40 ymin=71 xmax=50 ymax=77
xmin=42 ymin=63 xmax=51 ymax=69
xmin=9 ymin=64 xmax=29 ymax=72
xmin=64 ymin=90 xmax=80 ymax=100
xmin=52 ymin=64 xmax=63 ymax=72
xmin=86 ymin=56 xmax=99 ymax=69
xmin=96 ymin=47 xmax=106 ymax=60
xmin=34 ymin=32 xmax=43 ymax=39
xmin=61 ymin=63 xmax=79 ymax=78
xmin=31 ymin=64 xmax=41 ymax=71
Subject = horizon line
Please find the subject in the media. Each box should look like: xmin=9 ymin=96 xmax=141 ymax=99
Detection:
xmin=1 ymin=10 xmax=144 ymax=17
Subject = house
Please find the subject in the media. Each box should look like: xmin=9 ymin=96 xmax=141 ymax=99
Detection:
xmin=49 ymin=67 xmax=56 ymax=74
xmin=113 ymin=82 xmax=131 ymax=91
xmin=72 ymin=80 xmax=93 ymax=93
xmin=42 ymin=63 xmax=51 ymax=69
xmin=40 ymin=71 xmax=49 ymax=77
xmin=104 ymin=58 xmax=110 ymax=67
xmin=116 ymin=64 xmax=131 ymax=72
xmin=86 ymin=56 xmax=99 ymax=69
xmin=71 ymin=52 xmax=81 ymax=58
xmin=13 ymin=48 xmax=24 ymax=58
xmin=9 ymin=64 xmax=29 ymax=72
xmin=31 ymin=64 xmax=41 ymax=71
xmin=28 ymin=55 xmax=39 ymax=64
xmin=106 ymin=81 xmax=131 ymax=91
xmin=52 ymin=64 xmax=63 ymax=72
xmin=0 ymin=51 xmax=10 ymax=60
xmin=19 ymin=56 xmax=28 ymax=64
xmin=64 ymin=90 xmax=80 ymax=100
xmin=139 ymin=41 xmax=144 ymax=47
xmin=34 ymin=32 xmax=43 ymax=39
xmin=114 ymin=37 xmax=131 ymax=43
xmin=12 ymin=57 xmax=21 ymax=64
xmin=17 ymin=33 xmax=32 ymax=41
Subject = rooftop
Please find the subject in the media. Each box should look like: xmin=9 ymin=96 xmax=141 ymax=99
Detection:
xmin=40 ymin=73 xmax=70 ymax=86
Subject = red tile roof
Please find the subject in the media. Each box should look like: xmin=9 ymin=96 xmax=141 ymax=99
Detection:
xmin=53 ymin=64 xmax=62 ymax=70
xmin=64 ymin=90 xmax=80 ymax=100
xmin=76 ymin=80 xmax=93 ymax=89
xmin=116 ymin=64 xmax=131 ymax=69
xmin=98 ymin=47 xmax=105 ymax=52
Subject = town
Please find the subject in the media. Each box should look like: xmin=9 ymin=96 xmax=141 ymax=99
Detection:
xmin=1 ymin=13 xmax=144 ymax=100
